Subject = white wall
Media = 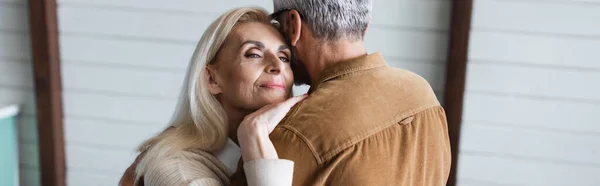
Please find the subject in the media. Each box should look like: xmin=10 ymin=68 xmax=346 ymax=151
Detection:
xmin=458 ymin=0 xmax=600 ymax=186
xmin=0 ymin=0 xmax=41 ymax=185
xmin=55 ymin=0 xmax=450 ymax=185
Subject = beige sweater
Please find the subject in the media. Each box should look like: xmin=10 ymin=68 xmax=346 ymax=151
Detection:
xmin=140 ymin=140 xmax=294 ymax=186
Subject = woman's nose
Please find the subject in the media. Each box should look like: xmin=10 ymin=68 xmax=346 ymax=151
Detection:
xmin=266 ymin=55 xmax=284 ymax=74
xmin=268 ymin=67 xmax=281 ymax=74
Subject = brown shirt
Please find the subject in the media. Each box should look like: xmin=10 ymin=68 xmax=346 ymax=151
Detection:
xmin=231 ymin=53 xmax=451 ymax=185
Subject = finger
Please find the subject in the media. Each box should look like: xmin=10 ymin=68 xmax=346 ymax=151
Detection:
xmin=264 ymin=95 xmax=308 ymax=132
xmin=279 ymin=94 xmax=308 ymax=108
xmin=274 ymin=94 xmax=308 ymax=116
xmin=249 ymin=102 xmax=277 ymax=116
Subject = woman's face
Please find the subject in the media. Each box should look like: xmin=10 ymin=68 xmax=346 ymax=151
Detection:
xmin=208 ymin=22 xmax=293 ymax=111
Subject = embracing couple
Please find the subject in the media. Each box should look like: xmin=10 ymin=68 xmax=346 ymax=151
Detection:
xmin=120 ymin=0 xmax=451 ymax=185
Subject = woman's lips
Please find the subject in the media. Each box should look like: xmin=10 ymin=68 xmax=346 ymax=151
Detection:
xmin=260 ymin=82 xmax=286 ymax=90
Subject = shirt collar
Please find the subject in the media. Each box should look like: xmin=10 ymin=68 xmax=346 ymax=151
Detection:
xmin=309 ymin=53 xmax=387 ymax=93
xmin=214 ymin=138 xmax=241 ymax=173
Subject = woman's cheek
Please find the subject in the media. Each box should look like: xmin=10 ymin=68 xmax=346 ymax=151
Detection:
xmin=287 ymin=69 xmax=295 ymax=85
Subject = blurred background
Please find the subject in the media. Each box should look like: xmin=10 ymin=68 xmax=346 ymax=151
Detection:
xmin=0 ymin=0 xmax=598 ymax=185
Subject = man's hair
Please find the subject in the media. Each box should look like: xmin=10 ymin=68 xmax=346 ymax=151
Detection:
xmin=274 ymin=0 xmax=372 ymax=41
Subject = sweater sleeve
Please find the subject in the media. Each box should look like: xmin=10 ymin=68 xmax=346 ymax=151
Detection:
xmin=188 ymin=178 xmax=223 ymax=186
xmin=143 ymin=151 xmax=227 ymax=186
xmin=243 ymin=159 xmax=294 ymax=186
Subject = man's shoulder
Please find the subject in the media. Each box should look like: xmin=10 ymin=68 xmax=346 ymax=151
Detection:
xmin=378 ymin=66 xmax=433 ymax=88
xmin=334 ymin=65 xmax=436 ymax=99
xmin=275 ymin=66 xmax=440 ymax=161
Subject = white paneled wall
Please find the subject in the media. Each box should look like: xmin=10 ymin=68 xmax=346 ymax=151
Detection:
xmin=0 ymin=0 xmax=41 ymax=185
xmin=56 ymin=0 xmax=450 ymax=185
xmin=458 ymin=0 xmax=600 ymax=186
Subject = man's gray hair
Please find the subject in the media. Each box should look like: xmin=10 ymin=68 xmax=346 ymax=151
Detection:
xmin=274 ymin=0 xmax=372 ymax=41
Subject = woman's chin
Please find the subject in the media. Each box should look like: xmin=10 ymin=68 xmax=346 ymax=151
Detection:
xmin=258 ymin=94 xmax=289 ymax=105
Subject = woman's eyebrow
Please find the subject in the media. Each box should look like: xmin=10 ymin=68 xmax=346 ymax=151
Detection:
xmin=278 ymin=45 xmax=290 ymax=51
xmin=240 ymin=40 xmax=265 ymax=49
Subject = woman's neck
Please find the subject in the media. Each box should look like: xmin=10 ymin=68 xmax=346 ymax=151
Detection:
xmin=222 ymin=104 xmax=251 ymax=146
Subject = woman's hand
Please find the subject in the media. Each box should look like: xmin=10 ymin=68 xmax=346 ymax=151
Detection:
xmin=237 ymin=94 xmax=308 ymax=162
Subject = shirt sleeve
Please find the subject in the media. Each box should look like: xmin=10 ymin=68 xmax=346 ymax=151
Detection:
xmin=269 ymin=127 xmax=320 ymax=186
xmin=243 ymin=159 xmax=294 ymax=186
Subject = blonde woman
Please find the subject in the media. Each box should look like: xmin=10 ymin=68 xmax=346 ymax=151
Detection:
xmin=119 ymin=7 xmax=305 ymax=186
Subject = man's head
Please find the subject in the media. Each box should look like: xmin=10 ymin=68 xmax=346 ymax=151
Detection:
xmin=272 ymin=0 xmax=372 ymax=41
xmin=271 ymin=0 xmax=373 ymax=85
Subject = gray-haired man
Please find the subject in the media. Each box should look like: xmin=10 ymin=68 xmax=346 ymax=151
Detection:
xmin=231 ymin=0 xmax=451 ymax=185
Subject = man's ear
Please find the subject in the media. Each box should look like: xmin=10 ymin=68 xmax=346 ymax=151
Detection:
xmin=205 ymin=66 xmax=222 ymax=95
xmin=287 ymin=10 xmax=302 ymax=46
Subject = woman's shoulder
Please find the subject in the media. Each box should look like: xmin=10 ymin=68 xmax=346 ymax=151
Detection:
xmin=142 ymin=148 xmax=230 ymax=185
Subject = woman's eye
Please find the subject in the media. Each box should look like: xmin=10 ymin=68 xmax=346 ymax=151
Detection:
xmin=279 ymin=57 xmax=290 ymax=62
xmin=245 ymin=54 xmax=262 ymax=58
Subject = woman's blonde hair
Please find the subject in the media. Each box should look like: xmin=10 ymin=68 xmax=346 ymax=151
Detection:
xmin=134 ymin=7 xmax=272 ymax=179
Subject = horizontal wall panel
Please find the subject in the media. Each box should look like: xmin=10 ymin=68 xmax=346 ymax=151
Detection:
xmin=0 ymin=0 xmax=27 ymax=3
xmin=62 ymin=63 xmax=185 ymax=98
xmin=63 ymin=92 xmax=176 ymax=124
xmin=457 ymin=179 xmax=516 ymax=186
xmin=388 ymin=60 xmax=446 ymax=91
xmin=58 ymin=0 xmax=273 ymax=13
xmin=366 ymin=28 xmax=448 ymax=61
xmin=457 ymin=153 xmax=600 ymax=186
xmin=0 ymin=34 xmax=31 ymax=60
xmin=19 ymin=167 xmax=41 ymax=186
xmin=472 ymin=0 xmax=600 ymax=36
xmin=17 ymin=115 xmax=37 ymax=143
xmin=466 ymin=62 xmax=600 ymax=101
xmin=463 ymin=93 xmax=600 ymax=133
xmin=469 ymin=31 xmax=600 ymax=69
xmin=60 ymin=36 xmax=194 ymax=69
xmin=67 ymin=169 xmax=121 ymax=186
xmin=18 ymin=143 xmax=40 ymax=168
xmin=0 ymin=4 xmax=28 ymax=31
xmin=64 ymin=117 xmax=165 ymax=150
xmin=460 ymin=122 xmax=600 ymax=165
xmin=58 ymin=6 xmax=217 ymax=41
xmin=0 ymin=87 xmax=36 ymax=115
xmin=0 ymin=60 xmax=33 ymax=87
xmin=66 ymin=144 xmax=137 ymax=174
xmin=370 ymin=0 xmax=450 ymax=30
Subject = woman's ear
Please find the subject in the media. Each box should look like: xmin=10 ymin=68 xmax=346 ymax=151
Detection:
xmin=288 ymin=10 xmax=302 ymax=46
xmin=205 ymin=66 xmax=222 ymax=95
